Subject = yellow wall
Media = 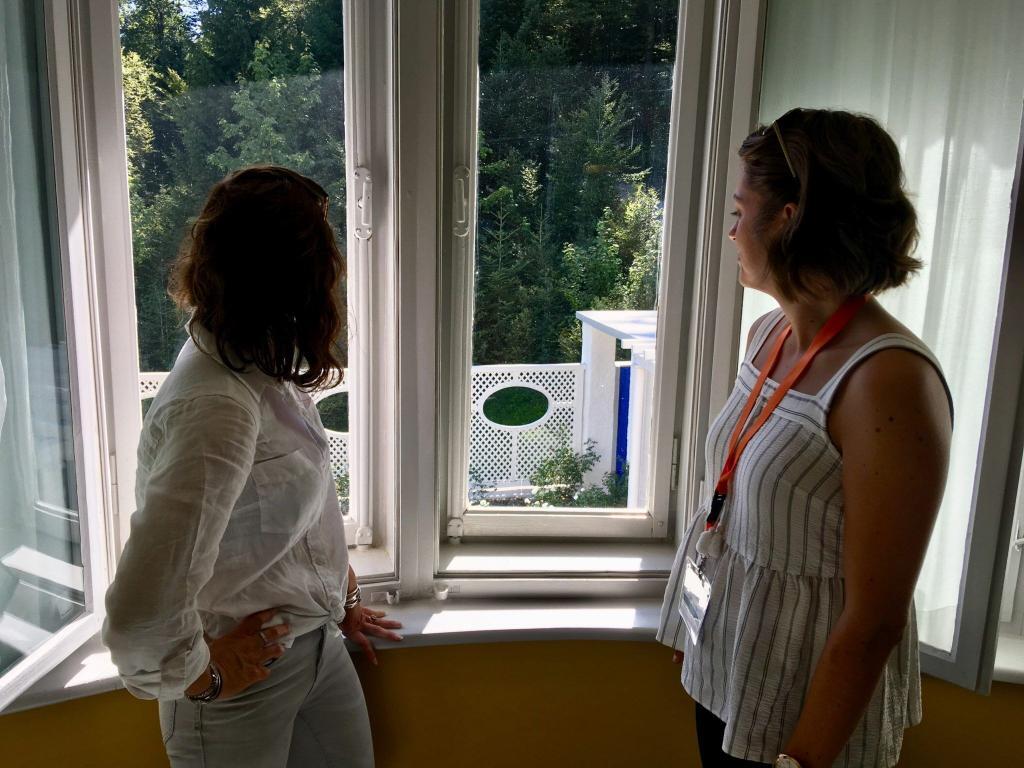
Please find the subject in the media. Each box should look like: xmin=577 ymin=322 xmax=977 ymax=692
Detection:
xmin=3 ymin=641 xmax=1023 ymax=767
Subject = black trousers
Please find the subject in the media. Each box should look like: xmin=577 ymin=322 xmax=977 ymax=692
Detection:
xmin=695 ymin=703 xmax=772 ymax=768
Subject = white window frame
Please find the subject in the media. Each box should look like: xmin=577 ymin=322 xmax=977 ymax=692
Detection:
xmin=0 ymin=0 xmax=138 ymax=710
xmin=342 ymin=0 xmax=401 ymax=586
xmin=950 ymin=105 xmax=1024 ymax=693
xmin=387 ymin=0 xmax=773 ymax=598
xmin=432 ymin=0 xmax=698 ymax=543
xmin=111 ymin=0 xmax=402 ymax=585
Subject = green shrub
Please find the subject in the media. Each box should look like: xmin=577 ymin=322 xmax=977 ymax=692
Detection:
xmin=530 ymin=440 xmax=600 ymax=506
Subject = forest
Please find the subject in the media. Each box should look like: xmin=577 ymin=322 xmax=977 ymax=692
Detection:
xmin=121 ymin=0 xmax=678 ymax=373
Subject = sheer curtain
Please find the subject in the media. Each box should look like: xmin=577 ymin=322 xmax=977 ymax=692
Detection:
xmin=0 ymin=0 xmax=83 ymax=672
xmin=740 ymin=0 xmax=1024 ymax=652
xmin=0 ymin=0 xmax=41 ymax=561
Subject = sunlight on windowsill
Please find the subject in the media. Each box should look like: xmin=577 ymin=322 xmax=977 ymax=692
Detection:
xmin=445 ymin=555 xmax=645 ymax=572
xmin=422 ymin=606 xmax=638 ymax=635
xmin=65 ymin=652 xmax=119 ymax=689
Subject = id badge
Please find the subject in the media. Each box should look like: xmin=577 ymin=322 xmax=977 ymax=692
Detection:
xmin=678 ymin=557 xmax=712 ymax=645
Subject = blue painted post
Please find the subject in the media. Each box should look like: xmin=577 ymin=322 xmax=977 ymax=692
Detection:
xmin=615 ymin=366 xmax=630 ymax=476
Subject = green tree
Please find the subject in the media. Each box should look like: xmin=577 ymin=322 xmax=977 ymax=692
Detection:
xmin=548 ymin=74 xmax=645 ymax=248
xmin=120 ymin=0 xmax=195 ymax=197
xmin=606 ymin=184 xmax=662 ymax=311
xmin=120 ymin=0 xmax=194 ymax=77
xmin=121 ymin=50 xmax=157 ymax=192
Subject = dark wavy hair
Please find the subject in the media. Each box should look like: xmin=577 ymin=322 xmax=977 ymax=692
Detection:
xmin=169 ymin=165 xmax=345 ymax=389
xmin=738 ymin=108 xmax=922 ymax=300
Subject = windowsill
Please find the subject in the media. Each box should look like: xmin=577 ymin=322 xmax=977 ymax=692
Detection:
xmin=11 ymin=603 xmax=1024 ymax=715
xmin=438 ymin=541 xmax=677 ymax=576
xmin=347 ymin=546 xmax=395 ymax=578
xmin=5 ymin=632 xmax=123 ymax=715
xmin=4 ymin=596 xmax=667 ymax=715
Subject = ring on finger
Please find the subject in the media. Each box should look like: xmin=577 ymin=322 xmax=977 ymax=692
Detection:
xmin=258 ymin=629 xmax=270 ymax=646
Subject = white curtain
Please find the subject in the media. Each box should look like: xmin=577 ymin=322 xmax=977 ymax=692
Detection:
xmin=0 ymin=359 xmax=6 ymax=446
xmin=740 ymin=0 xmax=1024 ymax=652
xmin=0 ymin=0 xmax=40 ymax=555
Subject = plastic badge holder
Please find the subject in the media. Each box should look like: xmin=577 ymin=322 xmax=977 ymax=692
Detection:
xmin=679 ymin=557 xmax=712 ymax=645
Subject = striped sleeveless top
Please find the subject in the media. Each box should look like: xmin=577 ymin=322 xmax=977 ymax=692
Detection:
xmin=657 ymin=309 xmax=952 ymax=767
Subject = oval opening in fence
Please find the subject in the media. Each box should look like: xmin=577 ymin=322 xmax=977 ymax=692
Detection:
xmin=317 ymin=393 xmax=349 ymax=432
xmin=483 ymin=386 xmax=550 ymax=427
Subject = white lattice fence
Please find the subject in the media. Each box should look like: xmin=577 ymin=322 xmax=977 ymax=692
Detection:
xmin=469 ymin=364 xmax=584 ymax=489
xmin=139 ymin=372 xmax=169 ymax=399
xmin=139 ymin=374 xmax=350 ymax=479
xmin=311 ymin=384 xmax=350 ymax=480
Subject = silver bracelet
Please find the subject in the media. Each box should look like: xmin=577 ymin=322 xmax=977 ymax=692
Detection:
xmin=186 ymin=661 xmax=222 ymax=703
xmin=344 ymin=584 xmax=362 ymax=610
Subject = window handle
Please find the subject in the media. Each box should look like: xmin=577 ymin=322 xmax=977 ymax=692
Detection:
xmin=453 ymin=165 xmax=471 ymax=237
xmin=354 ymin=167 xmax=372 ymax=240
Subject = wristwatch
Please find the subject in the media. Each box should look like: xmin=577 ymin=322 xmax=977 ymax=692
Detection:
xmin=774 ymin=755 xmax=803 ymax=768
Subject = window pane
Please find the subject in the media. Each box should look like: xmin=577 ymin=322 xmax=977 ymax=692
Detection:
xmin=469 ymin=0 xmax=679 ymax=511
xmin=747 ymin=0 xmax=1024 ymax=652
xmin=0 ymin=0 xmax=85 ymax=677
xmin=121 ymin=0 xmax=351 ymax=512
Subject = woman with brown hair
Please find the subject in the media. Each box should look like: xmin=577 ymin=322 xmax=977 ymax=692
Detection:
xmin=104 ymin=166 xmax=400 ymax=767
xmin=658 ymin=109 xmax=953 ymax=767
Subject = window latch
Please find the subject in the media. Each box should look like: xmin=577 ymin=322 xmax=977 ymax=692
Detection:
xmin=353 ymin=166 xmax=372 ymax=240
xmin=453 ymin=165 xmax=471 ymax=237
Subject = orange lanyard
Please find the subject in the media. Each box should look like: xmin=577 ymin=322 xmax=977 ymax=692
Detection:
xmin=704 ymin=296 xmax=868 ymax=531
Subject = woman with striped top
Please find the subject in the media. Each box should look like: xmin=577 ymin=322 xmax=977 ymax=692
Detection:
xmin=658 ymin=109 xmax=953 ymax=768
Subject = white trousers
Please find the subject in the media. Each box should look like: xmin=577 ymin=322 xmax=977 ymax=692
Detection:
xmin=160 ymin=624 xmax=374 ymax=768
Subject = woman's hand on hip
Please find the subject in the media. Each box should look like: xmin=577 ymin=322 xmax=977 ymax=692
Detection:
xmin=205 ymin=608 xmax=290 ymax=699
xmin=339 ymin=605 xmax=402 ymax=666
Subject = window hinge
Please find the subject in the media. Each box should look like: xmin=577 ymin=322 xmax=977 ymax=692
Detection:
xmin=447 ymin=517 xmax=464 ymax=543
xmin=453 ymin=165 xmax=471 ymax=238
xmin=670 ymin=437 xmax=681 ymax=491
xmin=353 ymin=166 xmax=372 ymax=240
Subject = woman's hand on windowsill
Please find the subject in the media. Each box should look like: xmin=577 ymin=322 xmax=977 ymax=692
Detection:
xmin=339 ymin=605 xmax=403 ymax=666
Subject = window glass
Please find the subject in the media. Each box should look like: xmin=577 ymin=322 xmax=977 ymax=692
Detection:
xmin=121 ymin=0 xmax=351 ymax=511
xmin=748 ymin=0 xmax=1024 ymax=652
xmin=469 ymin=0 xmax=679 ymax=511
xmin=0 ymin=0 xmax=85 ymax=677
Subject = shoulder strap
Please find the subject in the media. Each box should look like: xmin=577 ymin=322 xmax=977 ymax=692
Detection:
xmin=744 ymin=308 xmax=787 ymax=364
xmin=816 ymin=334 xmax=954 ymax=422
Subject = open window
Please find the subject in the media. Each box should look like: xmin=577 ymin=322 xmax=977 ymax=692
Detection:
xmin=0 ymin=0 xmax=122 ymax=709
xmin=437 ymin=0 xmax=686 ymax=543
xmin=721 ymin=0 xmax=1024 ymax=693
xmin=120 ymin=0 xmax=399 ymax=582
